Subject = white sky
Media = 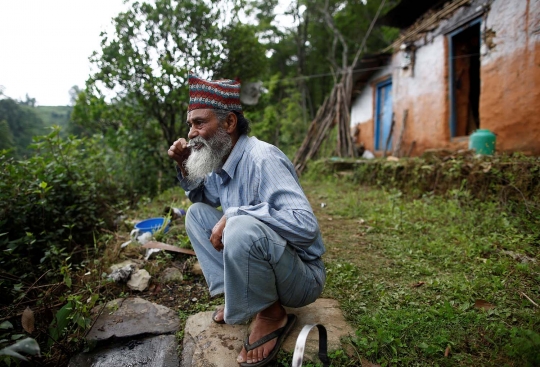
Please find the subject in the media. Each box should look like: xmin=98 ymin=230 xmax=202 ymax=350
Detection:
xmin=0 ymin=0 xmax=128 ymax=106
xmin=0 ymin=0 xmax=295 ymax=106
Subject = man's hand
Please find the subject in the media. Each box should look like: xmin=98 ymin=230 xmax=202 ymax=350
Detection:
xmin=210 ymin=215 xmax=227 ymax=252
xmin=167 ymin=138 xmax=191 ymax=174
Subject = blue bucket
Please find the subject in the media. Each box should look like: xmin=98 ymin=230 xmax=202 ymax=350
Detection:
xmin=134 ymin=217 xmax=171 ymax=234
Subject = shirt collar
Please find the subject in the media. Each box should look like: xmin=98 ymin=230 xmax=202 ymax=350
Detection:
xmin=218 ymin=134 xmax=248 ymax=183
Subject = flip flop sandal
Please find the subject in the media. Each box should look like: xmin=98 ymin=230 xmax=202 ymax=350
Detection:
xmin=212 ymin=307 xmax=226 ymax=324
xmin=239 ymin=314 xmax=297 ymax=367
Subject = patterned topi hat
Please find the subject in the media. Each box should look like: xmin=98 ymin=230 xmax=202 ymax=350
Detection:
xmin=188 ymin=73 xmax=243 ymax=114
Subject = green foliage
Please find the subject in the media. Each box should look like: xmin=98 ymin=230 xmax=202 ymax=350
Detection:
xmin=1 ymin=320 xmax=39 ymax=366
xmin=0 ymin=128 xmax=128 ymax=303
xmin=48 ymin=302 xmax=73 ymax=347
xmin=0 ymin=337 xmax=40 ymax=363
xmin=32 ymin=106 xmax=72 ymax=132
xmin=48 ymin=294 xmax=98 ymax=348
xmin=319 ymin=152 xmax=540 ymax=203
xmin=74 ymin=0 xmax=399 ymax=160
xmin=0 ymin=98 xmax=45 ymax=157
xmin=216 ymin=22 xmax=268 ymax=81
xmin=77 ymin=0 xmax=229 ymax=146
xmin=248 ymin=74 xmax=308 ymax=157
xmin=506 ymin=328 xmax=540 ymax=366
xmin=102 ymin=124 xmax=171 ymax=199
xmin=0 ymin=120 xmax=15 ymax=152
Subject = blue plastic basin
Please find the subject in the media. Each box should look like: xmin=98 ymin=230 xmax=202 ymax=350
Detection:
xmin=134 ymin=217 xmax=170 ymax=234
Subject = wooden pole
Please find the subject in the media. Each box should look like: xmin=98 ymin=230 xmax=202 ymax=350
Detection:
xmin=393 ymin=109 xmax=409 ymax=157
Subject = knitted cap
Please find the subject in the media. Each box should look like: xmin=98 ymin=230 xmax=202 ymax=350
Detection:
xmin=188 ymin=73 xmax=243 ymax=114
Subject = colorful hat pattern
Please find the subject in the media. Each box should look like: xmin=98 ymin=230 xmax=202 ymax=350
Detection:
xmin=188 ymin=74 xmax=243 ymax=114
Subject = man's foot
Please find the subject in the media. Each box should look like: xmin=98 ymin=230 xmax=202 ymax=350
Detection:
xmin=212 ymin=306 xmax=225 ymax=324
xmin=237 ymin=302 xmax=287 ymax=364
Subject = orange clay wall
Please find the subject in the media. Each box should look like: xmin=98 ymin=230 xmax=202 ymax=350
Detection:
xmin=391 ymin=36 xmax=451 ymax=156
xmin=478 ymin=0 xmax=540 ymax=154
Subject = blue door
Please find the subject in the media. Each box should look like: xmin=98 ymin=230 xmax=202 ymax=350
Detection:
xmin=375 ymin=79 xmax=393 ymax=151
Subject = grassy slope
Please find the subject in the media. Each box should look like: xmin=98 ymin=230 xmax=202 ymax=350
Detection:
xmin=302 ymin=177 xmax=540 ymax=366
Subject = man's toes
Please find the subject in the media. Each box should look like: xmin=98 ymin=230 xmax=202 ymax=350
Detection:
xmin=213 ymin=308 xmax=224 ymax=322
xmin=246 ymin=349 xmax=253 ymax=363
xmin=257 ymin=346 xmax=264 ymax=361
xmin=237 ymin=348 xmax=247 ymax=363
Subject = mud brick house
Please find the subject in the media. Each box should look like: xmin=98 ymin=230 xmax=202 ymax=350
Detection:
xmin=350 ymin=0 xmax=540 ymax=156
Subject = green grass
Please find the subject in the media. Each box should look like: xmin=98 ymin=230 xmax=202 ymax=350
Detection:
xmin=302 ymin=177 xmax=540 ymax=366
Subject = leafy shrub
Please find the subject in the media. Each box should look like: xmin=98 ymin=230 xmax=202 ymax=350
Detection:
xmin=102 ymin=124 xmax=171 ymax=200
xmin=0 ymin=128 xmax=128 ymax=302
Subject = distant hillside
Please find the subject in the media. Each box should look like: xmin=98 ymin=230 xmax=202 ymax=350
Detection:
xmin=32 ymin=106 xmax=72 ymax=130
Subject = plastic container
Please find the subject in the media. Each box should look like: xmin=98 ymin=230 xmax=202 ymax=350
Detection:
xmin=134 ymin=217 xmax=170 ymax=234
xmin=469 ymin=129 xmax=496 ymax=155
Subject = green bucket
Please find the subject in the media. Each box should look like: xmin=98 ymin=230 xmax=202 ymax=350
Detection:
xmin=469 ymin=129 xmax=496 ymax=155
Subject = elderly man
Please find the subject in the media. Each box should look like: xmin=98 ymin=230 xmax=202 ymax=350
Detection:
xmin=167 ymin=74 xmax=325 ymax=366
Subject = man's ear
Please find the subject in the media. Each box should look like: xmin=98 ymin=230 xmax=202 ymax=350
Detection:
xmin=224 ymin=112 xmax=238 ymax=134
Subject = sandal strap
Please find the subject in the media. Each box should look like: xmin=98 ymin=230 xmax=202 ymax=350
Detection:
xmin=243 ymin=325 xmax=286 ymax=352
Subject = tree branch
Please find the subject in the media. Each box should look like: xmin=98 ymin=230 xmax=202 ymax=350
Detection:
xmin=351 ymin=0 xmax=387 ymax=68
xmin=320 ymin=0 xmax=348 ymax=71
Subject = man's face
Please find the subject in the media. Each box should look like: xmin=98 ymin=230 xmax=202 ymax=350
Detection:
xmin=186 ymin=109 xmax=220 ymax=143
xmin=184 ymin=109 xmax=233 ymax=182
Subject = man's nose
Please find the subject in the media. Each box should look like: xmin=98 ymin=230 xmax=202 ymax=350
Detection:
xmin=187 ymin=127 xmax=197 ymax=140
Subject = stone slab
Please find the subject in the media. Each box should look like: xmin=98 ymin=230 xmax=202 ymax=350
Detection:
xmin=87 ymin=297 xmax=179 ymax=341
xmin=283 ymin=298 xmax=354 ymax=360
xmin=69 ymin=335 xmax=179 ymax=367
xmin=181 ymin=298 xmax=353 ymax=367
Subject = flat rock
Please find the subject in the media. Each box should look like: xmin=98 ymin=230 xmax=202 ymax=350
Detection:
xmin=69 ymin=334 xmax=179 ymax=367
xmin=283 ymin=298 xmax=355 ymax=361
xmin=87 ymin=297 xmax=179 ymax=341
xmin=181 ymin=298 xmax=353 ymax=367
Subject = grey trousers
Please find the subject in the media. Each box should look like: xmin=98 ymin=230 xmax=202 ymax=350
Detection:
xmin=185 ymin=202 xmax=325 ymax=324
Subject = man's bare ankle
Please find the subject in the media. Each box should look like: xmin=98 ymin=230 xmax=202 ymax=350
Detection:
xmin=257 ymin=302 xmax=286 ymax=321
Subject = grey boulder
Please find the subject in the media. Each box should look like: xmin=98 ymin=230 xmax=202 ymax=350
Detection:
xmin=86 ymin=297 xmax=179 ymax=342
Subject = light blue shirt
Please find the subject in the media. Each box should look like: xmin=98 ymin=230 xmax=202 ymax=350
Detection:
xmin=178 ymin=134 xmax=325 ymax=261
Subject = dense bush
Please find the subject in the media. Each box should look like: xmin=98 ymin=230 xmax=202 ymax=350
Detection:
xmin=0 ymin=127 xmax=172 ymax=303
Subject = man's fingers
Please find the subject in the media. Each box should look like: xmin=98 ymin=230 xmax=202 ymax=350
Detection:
xmin=169 ymin=143 xmax=184 ymax=155
xmin=210 ymin=237 xmax=223 ymax=252
xmin=167 ymin=149 xmax=183 ymax=162
xmin=167 ymin=138 xmax=190 ymax=164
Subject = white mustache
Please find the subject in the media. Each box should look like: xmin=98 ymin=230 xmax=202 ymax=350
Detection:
xmin=189 ymin=137 xmax=209 ymax=148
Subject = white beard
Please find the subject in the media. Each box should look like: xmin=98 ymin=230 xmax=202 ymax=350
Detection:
xmin=184 ymin=126 xmax=232 ymax=184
